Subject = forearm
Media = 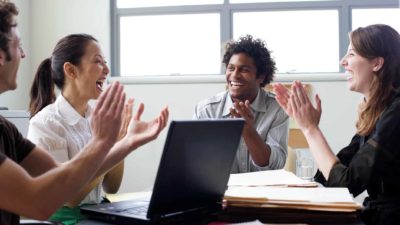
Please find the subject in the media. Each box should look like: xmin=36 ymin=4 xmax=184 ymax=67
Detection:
xmin=26 ymin=139 xmax=110 ymax=219
xmin=93 ymin=140 xmax=133 ymax=179
xmin=65 ymin=176 xmax=103 ymax=208
xmin=302 ymin=127 xmax=338 ymax=179
xmin=103 ymin=160 xmax=124 ymax=193
xmin=242 ymin=127 xmax=270 ymax=167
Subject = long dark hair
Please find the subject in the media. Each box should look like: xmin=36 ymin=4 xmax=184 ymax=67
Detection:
xmin=352 ymin=24 xmax=400 ymax=135
xmin=29 ymin=34 xmax=97 ymax=118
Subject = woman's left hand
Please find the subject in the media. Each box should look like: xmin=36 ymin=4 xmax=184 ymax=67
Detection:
xmin=123 ymin=103 xmax=169 ymax=150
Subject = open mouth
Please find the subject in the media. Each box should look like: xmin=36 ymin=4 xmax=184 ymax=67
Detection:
xmin=96 ymin=79 xmax=105 ymax=92
xmin=344 ymin=71 xmax=353 ymax=81
xmin=230 ymin=81 xmax=245 ymax=87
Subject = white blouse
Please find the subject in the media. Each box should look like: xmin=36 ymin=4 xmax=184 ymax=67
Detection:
xmin=27 ymin=95 xmax=102 ymax=204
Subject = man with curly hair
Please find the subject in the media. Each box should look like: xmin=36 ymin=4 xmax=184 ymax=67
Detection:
xmin=194 ymin=35 xmax=288 ymax=173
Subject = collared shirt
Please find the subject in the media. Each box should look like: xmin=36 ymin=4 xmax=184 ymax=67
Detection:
xmin=194 ymin=88 xmax=289 ymax=173
xmin=27 ymin=95 xmax=102 ymax=204
xmin=0 ymin=116 xmax=35 ymax=225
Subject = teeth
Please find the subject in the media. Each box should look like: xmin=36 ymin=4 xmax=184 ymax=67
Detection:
xmin=231 ymin=81 xmax=244 ymax=86
xmin=96 ymin=80 xmax=104 ymax=91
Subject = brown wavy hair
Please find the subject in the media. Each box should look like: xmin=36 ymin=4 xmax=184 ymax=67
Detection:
xmin=0 ymin=1 xmax=18 ymax=61
xmin=351 ymin=24 xmax=400 ymax=136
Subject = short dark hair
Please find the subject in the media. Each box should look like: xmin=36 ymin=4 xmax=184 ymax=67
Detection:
xmin=0 ymin=1 xmax=18 ymax=61
xmin=222 ymin=35 xmax=276 ymax=87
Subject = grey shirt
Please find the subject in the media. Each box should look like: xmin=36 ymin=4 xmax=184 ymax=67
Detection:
xmin=193 ymin=88 xmax=289 ymax=173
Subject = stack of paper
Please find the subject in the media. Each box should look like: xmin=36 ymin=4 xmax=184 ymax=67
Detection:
xmin=228 ymin=169 xmax=318 ymax=187
xmin=224 ymin=186 xmax=362 ymax=212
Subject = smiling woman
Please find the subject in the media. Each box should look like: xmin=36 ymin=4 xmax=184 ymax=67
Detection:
xmin=26 ymin=34 xmax=124 ymax=225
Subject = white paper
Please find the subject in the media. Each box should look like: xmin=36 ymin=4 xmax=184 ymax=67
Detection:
xmin=228 ymin=169 xmax=315 ymax=187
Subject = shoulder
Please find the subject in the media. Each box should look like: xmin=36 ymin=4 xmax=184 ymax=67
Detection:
xmin=0 ymin=115 xmax=19 ymax=135
xmin=260 ymin=89 xmax=286 ymax=113
xmin=195 ymin=91 xmax=227 ymax=111
xmin=372 ymin=95 xmax=400 ymax=148
xmin=29 ymin=104 xmax=65 ymax=134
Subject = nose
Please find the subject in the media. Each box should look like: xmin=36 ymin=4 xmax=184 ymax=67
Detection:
xmin=339 ymin=56 xmax=346 ymax=67
xmin=20 ymin=47 xmax=26 ymax=59
xmin=103 ymin=62 xmax=110 ymax=75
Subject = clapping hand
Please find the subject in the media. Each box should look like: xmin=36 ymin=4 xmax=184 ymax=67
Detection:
xmin=91 ymin=82 xmax=125 ymax=149
xmin=290 ymin=81 xmax=322 ymax=132
xmin=230 ymin=100 xmax=255 ymax=130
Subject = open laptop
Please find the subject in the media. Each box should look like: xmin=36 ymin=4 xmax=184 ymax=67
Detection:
xmin=81 ymin=119 xmax=245 ymax=225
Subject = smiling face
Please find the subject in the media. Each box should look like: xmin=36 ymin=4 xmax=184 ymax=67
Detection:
xmin=73 ymin=41 xmax=109 ymax=101
xmin=340 ymin=43 xmax=377 ymax=98
xmin=0 ymin=25 xmax=26 ymax=93
xmin=226 ymin=53 xmax=263 ymax=103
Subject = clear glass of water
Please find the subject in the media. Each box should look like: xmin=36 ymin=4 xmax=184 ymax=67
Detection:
xmin=295 ymin=148 xmax=315 ymax=181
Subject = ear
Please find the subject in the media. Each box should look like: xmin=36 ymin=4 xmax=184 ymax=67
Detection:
xmin=372 ymin=57 xmax=384 ymax=72
xmin=257 ymin=74 xmax=266 ymax=84
xmin=63 ymin=62 xmax=77 ymax=79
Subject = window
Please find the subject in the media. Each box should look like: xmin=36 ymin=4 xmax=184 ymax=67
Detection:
xmin=120 ymin=14 xmax=221 ymax=76
xmin=352 ymin=8 xmax=400 ymax=33
xmin=111 ymin=0 xmax=399 ymax=77
xmin=233 ymin=10 xmax=339 ymax=73
xmin=117 ymin=0 xmax=222 ymax=8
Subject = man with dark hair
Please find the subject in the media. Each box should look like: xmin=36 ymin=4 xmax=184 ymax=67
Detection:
xmin=0 ymin=2 xmax=168 ymax=225
xmin=194 ymin=35 xmax=288 ymax=173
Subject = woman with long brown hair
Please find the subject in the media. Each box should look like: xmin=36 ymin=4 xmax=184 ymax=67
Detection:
xmin=274 ymin=24 xmax=400 ymax=225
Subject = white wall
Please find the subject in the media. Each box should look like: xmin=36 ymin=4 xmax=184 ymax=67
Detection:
xmin=114 ymin=79 xmax=362 ymax=193
xmin=4 ymin=0 xmax=363 ymax=193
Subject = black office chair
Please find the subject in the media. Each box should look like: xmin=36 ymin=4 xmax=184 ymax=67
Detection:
xmin=20 ymin=219 xmax=64 ymax=225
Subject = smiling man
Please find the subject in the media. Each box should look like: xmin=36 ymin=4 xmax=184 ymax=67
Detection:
xmin=194 ymin=35 xmax=288 ymax=173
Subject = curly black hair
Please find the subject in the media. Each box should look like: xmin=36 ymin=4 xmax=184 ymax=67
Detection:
xmin=0 ymin=1 xmax=18 ymax=61
xmin=222 ymin=35 xmax=276 ymax=87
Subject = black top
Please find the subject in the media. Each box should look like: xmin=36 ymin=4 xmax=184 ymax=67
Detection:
xmin=0 ymin=116 xmax=36 ymax=225
xmin=315 ymin=88 xmax=400 ymax=225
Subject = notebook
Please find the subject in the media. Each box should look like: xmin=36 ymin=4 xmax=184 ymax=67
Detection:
xmin=81 ymin=119 xmax=245 ymax=225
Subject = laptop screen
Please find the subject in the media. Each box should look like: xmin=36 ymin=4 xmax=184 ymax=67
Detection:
xmin=147 ymin=119 xmax=244 ymax=218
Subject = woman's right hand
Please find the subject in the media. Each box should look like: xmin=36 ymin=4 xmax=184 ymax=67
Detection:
xmin=290 ymin=81 xmax=322 ymax=133
xmin=91 ymin=82 xmax=125 ymax=149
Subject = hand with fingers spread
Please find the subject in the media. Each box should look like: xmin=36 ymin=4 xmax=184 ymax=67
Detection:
xmin=230 ymin=100 xmax=255 ymax=129
xmin=290 ymin=81 xmax=322 ymax=132
xmin=273 ymin=83 xmax=293 ymax=117
xmin=91 ymin=82 xmax=125 ymax=149
xmin=119 ymin=103 xmax=169 ymax=150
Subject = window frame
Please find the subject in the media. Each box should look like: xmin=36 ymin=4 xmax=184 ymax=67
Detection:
xmin=110 ymin=0 xmax=399 ymax=79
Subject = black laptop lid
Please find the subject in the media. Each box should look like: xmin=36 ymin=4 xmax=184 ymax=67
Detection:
xmin=147 ymin=119 xmax=244 ymax=218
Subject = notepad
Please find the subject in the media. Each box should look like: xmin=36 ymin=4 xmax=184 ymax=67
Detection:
xmin=228 ymin=169 xmax=317 ymax=187
xmin=224 ymin=186 xmax=362 ymax=212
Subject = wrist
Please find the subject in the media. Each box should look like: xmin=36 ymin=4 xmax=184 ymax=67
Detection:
xmin=91 ymin=137 xmax=115 ymax=152
xmin=302 ymin=126 xmax=320 ymax=137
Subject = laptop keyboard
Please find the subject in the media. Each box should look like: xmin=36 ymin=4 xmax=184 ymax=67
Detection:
xmin=98 ymin=201 xmax=149 ymax=217
xmin=123 ymin=205 xmax=148 ymax=216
